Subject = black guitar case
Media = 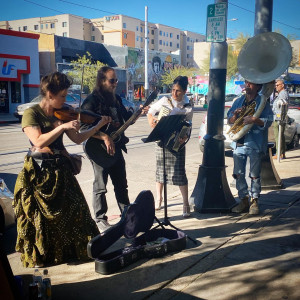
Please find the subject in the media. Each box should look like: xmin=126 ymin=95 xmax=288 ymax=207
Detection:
xmin=87 ymin=190 xmax=187 ymax=275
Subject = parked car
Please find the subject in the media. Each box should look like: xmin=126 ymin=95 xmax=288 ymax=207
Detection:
xmin=121 ymin=98 xmax=136 ymax=113
xmin=157 ymin=93 xmax=171 ymax=100
xmin=288 ymin=93 xmax=300 ymax=133
xmin=199 ymin=101 xmax=234 ymax=152
xmin=225 ymin=94 xmax=239 ymax=102
xmin=14 ymin=93 xmax=80 ymax=122
xmin=199 ymin=99 xmax=300 ymax=152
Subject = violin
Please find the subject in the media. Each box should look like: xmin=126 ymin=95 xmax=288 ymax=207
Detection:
xmin=54 ymin=105 xmax=102 ymax=124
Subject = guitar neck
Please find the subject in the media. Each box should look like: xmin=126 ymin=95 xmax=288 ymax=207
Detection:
xmin=111 ymin=108 xmax=142 ymax=141
xmin=110 ymin=90 xmax=158 ymax=141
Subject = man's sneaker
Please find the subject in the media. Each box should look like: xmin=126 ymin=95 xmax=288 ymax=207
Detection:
xmin=249 ymin=198 xmax=259 ymax=215
xmin=232 ymin=196 xmax=249 ymax=213
xmin=97 ymin=220 xmax=112 ymax=233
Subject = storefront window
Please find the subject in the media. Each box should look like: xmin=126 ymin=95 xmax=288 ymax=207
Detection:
xmin=11 ymin=82 xmax=21 ymax=103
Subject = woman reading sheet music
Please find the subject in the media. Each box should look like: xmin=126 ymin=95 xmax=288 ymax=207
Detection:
xmin=147 ymin=76 xmax=193 ymax=218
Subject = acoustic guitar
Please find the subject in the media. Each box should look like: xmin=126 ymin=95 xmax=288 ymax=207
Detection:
xmin=84 ymin=90 xmax=158 ymax=168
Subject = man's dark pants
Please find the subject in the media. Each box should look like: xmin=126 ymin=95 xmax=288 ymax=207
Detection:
xmin=91 ymin=151 xmax=130 ymax=223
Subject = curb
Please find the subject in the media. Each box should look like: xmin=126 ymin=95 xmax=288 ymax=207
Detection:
xmin=0 ymin=120 xmax=19 ymax=124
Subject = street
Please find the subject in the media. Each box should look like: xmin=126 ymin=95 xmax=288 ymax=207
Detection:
xmin=2 ymin=110 xmax=300 ymax=300
xmin=0 ymin=110 xmax=229 ymax=220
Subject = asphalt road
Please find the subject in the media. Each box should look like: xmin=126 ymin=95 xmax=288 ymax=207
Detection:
xmin=0 ymin=110 xmax=235 ymax=221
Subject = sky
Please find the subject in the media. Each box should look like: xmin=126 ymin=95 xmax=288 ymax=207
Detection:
xmin=1 ymin=0 xmax=299 ymax=39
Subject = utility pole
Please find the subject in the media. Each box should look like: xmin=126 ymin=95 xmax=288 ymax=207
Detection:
xmin=144 ymin=6 xmax=149 ymax=99
xmin=190 ymin=0 xmax=235 ymax=212
xmin=253 ymin=0 xmax=283 ymax=189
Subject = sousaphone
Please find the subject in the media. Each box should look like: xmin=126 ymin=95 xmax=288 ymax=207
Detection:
xmin=228 ymin=32 xmax=292 ymax=141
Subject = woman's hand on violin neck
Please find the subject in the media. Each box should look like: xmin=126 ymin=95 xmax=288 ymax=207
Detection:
xmin=64 ymin=120 xmax=80 ymax=132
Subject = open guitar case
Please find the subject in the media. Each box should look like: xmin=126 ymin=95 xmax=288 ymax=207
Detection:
xmin=87 ymin=190 xmax=187 ymax=275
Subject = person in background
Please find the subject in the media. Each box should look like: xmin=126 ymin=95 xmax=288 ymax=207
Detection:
xmin=272 ymin=78 xmax=289 ymax=159
xmin=80 ymin=66 xmax=148 ymax=233
xmin=13 ymin=72 xmax=111 ymax=268
xmin=227 ymin=80 xmax=273 ymax=215
xmin=147 ymin=76 xmax=193 ymax=218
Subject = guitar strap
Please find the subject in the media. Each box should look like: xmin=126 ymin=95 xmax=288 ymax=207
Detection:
xmin=167 ymin=97 xmax=174 ymax=109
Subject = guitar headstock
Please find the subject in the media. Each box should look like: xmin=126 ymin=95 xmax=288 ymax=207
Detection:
xmin=143 ymin=89 xmax=158 ymax=107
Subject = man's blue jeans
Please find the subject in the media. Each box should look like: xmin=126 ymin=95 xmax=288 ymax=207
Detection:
xmin=233 ymin=146 xmax=263 ymax=199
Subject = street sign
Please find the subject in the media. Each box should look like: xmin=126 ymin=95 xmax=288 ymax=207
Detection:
xmin=206 ymin=3 xmax=227 ymax=42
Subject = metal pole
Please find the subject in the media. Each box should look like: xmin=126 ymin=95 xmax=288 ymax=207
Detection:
xmin=190 ymin=0 xmax=235 ymax=212
xmin=277 ymin=123 xmax=282 ymax=162
xmin=254 ymin=0 xmax=282 ymax=189
xmin=254 ymin=0 xmax=273 ymax=35
xmin=144 ymin=6 xmax=149 ymax=99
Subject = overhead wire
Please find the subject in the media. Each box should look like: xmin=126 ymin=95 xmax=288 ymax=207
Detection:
xmin=228 ymin=1 xmax=300 ymax=31
xmin=23 ymin=0 xmax=299 ymax=34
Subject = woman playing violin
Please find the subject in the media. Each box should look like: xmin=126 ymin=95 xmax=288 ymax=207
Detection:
xmin=13 ymin=72 xmax=111 ymax=268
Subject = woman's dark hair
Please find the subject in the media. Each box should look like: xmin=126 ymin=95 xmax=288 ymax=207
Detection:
xmin=95 ymin=66 xmax=115 ymax=89
xmin=40 ymin=72 xmax=72 ymax=96
xmin=173 ymin=76 xmax=188 ymax=91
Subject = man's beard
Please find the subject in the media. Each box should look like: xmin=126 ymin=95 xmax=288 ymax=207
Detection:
xmin=99 ymin=87 xmax=116 ymax=106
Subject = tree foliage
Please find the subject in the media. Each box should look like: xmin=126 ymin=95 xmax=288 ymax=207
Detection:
xmin=68 ymin=52 xmax=106 ymax=93
xmin=201 ymin=33 xmax=250 ymax=79
xmin=160 ymin=66 xmax=198 ymax=87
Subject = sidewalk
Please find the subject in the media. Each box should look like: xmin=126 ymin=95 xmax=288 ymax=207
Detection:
xmin=5 ymin=148 xmax=300 ymax=299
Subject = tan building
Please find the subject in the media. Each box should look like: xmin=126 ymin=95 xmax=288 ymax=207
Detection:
xmin=0 ymin=14 xmax=92 ymax=40
xmin=1 ymin=14 xmax=205 ymax=67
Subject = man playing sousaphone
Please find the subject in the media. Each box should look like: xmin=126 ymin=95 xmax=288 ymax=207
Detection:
xmin=227 ymin=80 xmax=273 ymax=215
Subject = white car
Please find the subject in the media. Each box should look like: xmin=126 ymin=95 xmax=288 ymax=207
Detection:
xmin=14 ymin=93 xmax=80 ymax=122
xmin=199 ymin=101 xmax=234 ymax=152
xmin=199 ymin=97 xmax=300 ymax=152
xmin=288 ymin=93 xmax=300 ymax=134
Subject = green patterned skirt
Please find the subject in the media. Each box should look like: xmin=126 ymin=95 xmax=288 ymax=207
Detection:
xmin=13 ymin=155 xmax=99 ymax=268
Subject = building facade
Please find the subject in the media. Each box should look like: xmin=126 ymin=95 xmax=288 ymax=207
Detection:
xmin=36 ymin=32 xmax=181 ymax=99
xmin=1 ymin=14 xmax=205 ymax=67
xmin=0 ymin=29 xmax=40 ymax=114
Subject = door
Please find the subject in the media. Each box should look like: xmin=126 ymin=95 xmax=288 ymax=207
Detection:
xmin=0 ymin=82 xmax=9 ymax=113
xmin=10 ymin=82 xmax=21 ymax=114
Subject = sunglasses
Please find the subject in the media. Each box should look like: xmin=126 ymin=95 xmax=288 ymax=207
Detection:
xmin=108 ymin=78 xmax=118 ymax=84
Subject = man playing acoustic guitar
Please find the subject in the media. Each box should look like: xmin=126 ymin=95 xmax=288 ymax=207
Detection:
xmin=81 ymin=66 xmax=149 ymax=232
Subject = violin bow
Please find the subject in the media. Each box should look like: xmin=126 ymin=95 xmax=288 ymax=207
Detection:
xmin=77 ymin=64 xmax=85 ymax=122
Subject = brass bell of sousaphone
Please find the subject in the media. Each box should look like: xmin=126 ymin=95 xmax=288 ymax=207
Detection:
xmin=228 ymin=32 xmax=292 ymax=141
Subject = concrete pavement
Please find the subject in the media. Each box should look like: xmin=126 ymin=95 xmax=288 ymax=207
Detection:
xmin=2 ymin=111 xmax=300 ymax=300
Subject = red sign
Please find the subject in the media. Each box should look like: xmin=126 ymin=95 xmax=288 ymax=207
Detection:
xmin=0 ymin=54 xmax=30 ymax=82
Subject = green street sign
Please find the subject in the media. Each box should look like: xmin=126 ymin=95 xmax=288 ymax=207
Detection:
xmin=206 ymin=3 xmax=227 ymax=42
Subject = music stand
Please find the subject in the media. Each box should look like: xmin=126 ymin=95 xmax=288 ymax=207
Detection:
xmin=143 ymin=114 xmax=197 ymax=244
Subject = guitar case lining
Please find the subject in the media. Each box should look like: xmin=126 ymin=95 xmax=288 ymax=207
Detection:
xmin=87 ymin=190 xmax=187 ymax=275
